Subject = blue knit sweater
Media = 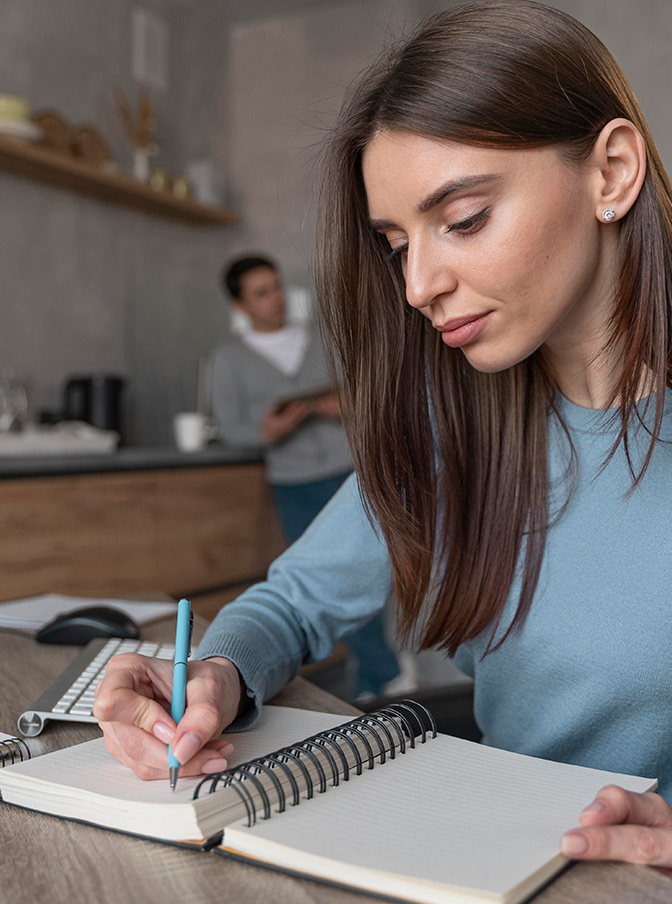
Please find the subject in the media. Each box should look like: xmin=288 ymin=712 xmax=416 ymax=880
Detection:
xmin=196 ymin=392 xmax=672 ymax=800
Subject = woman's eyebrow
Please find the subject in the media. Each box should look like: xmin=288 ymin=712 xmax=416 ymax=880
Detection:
xmin=369 ymin=173 xmax=500 ymax=230
xmin=417 ymin=173 xmax=500 ymax=214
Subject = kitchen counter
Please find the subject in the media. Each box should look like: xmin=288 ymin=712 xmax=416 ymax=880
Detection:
xmin=0 ymin=444 xmax=263 ymax=479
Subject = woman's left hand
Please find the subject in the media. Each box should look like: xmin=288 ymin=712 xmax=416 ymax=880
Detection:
xmin=561 ymin=785 xmax=672 ymax=867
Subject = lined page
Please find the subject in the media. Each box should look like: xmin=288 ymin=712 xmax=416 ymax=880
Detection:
xmin=228 ymin=732 xmax=656 ymax=900
xmin=0 ymin=706 xmax=347 ymax=804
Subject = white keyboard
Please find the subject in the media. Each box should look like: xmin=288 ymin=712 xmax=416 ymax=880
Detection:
xmin=17 ymin=637 xmax=175 ymax=737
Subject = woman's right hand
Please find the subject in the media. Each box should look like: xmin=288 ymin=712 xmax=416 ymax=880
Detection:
xmin=93 ymin=653 xmax=244 ymax=780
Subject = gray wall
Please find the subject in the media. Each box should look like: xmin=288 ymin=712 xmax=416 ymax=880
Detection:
xmin=2 ymin=0 xmax=671 ymax=444
xmin=416 ymin=0 xmax=672 ymax=169
xmin=0 ymin=0 xmax=232 ymax=446
xmin=224 ymin=0 xmax=672 ymax=324
xmin=554 ymin=0 xmax=672 ymax=166
xmin=225 ymin=0 xmax=420 ymax=288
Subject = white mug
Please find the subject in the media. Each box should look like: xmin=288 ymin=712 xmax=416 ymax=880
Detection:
xmin=173 ymin=412 xmax=217 ymax=452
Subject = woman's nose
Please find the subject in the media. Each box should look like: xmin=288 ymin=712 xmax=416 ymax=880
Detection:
xmin=404 ymin=241 xmax=457 ymax=310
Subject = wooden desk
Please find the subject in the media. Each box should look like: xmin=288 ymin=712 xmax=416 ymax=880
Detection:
xmin=0 ymin=618 xmax=670 ymax=904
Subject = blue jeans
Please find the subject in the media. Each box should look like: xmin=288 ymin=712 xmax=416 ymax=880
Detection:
xmin=271 ymin=472 xmax=400 ymax=697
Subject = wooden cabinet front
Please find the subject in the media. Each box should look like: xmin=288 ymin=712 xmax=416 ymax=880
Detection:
xmin=0 ymin=464 xmax=286 ymax=602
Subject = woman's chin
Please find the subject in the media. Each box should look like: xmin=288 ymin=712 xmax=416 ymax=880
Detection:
xmin=460 ymin=342 xmax=532 ymax=374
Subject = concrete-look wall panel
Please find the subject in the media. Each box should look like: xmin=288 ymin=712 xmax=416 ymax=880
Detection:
xmin=0 ymin=178 xmax=128 ymax=412
xmin=0 ymin=0 xmax=231 ymax=445
xmin=555 ymin=0 xmax=672 ymax=169
xmin=226 ymin=1 xmax=419 ymax=289
xmin=124 ymin=221 xmax=231 ymax=445
xmin=416 ymin=0 xmax=672 ymax=170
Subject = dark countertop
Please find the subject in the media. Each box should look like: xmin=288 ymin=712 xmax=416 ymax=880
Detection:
xmin=0 ymin=444 xmax=264 ymax=479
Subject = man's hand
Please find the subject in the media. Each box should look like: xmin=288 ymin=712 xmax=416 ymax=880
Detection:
xmin=94 ymin=653 xmax=243 ymax=780
xmin=312 ymin=392 xmax=343 ymax=420
xmin=261 ymin=400 xmax=312 ymax=443
xmin=561 ymin=785 xmax=672 ymax=867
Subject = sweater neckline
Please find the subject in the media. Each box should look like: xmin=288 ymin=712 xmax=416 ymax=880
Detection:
xmin=555 ymin=390 xmax=669 ymax=435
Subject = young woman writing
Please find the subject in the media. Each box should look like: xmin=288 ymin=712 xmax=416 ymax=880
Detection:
xmin=94 ymin=1 xmax=672 ymax=866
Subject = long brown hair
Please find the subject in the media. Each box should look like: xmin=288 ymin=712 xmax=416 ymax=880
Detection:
xmin=315 ymin=0 xmax=672 ymax=655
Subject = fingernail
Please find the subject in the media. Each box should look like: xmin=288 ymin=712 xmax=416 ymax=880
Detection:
xmin=172 ymin=731 xmax=202 ymax=764
xmin=152 ymin=721 xmax=175 ymax=744
xmin=217 ymin=742 xmax=234 ymax=757
xmin=561 ymin=833 xmax=589 ymax=856
xmin=202 ymin=757 xmax=229 ymax=773
xmin=581 ymin=800 xmax=605 ymax=816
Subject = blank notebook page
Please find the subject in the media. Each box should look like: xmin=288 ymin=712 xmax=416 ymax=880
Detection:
xmin=229 ymin=732 xmax=655 ymax=898
xmin=1 ymin=706 xmax=346 ymax=804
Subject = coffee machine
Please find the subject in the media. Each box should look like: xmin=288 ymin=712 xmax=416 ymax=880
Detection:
xmin=63 ymin=375 xmax=125 ymax=441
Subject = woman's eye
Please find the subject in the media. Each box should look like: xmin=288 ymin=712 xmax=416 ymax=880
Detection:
xmin=447 ymin=209 xmax=489 ymax=236
xmin=386 ymin=243 xmax=408 ymax=261
xmin=383 ymin=209 xmax=488 ymax=261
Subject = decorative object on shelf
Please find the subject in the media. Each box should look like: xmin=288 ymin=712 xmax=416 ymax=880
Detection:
xmin=0 ymin=94 xmax=42 ymax=143
xmin=0 ymin=136 xmax=238 ymax=224
xmin=185 ymin=158 xmax=223 ymax=206
xmin=32 ymin=112 xmax=116 ymax=170
xmin=33 ymin=110 xmax=72 ymax=155
xmin=148 ymin=169 xmax=192 ymax=199
xmin=71 ymin=125 xmax=115 ymax=172
xmin=0 ymin=94 xmax=30 ymax=121
xmin=171 ymin=173 xmax=191 ymax=199
xmin=112 ymin=84 xmax=157 ymax=183
xmin=148 ymin=165 xmax=170 ymax=192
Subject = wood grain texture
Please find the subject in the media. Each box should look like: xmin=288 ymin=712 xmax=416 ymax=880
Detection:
xmin=0 ymin=464 xmax=285 ymax=602
xmin=0 ymin=613 xmax=669 ymax=903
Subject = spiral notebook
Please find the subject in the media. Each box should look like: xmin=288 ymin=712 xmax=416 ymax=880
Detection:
xmin=0 ymin=733 xmax=32 ymax=767
xmin=0 ymin=705 xmax=656 ymax=904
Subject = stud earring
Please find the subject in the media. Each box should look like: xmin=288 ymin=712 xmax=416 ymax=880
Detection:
xmin=601 ymin=208 xmax=616 ymax=222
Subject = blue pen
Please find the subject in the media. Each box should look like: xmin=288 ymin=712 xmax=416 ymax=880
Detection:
xmin=168 ymin=598 xmax=193 ymax=791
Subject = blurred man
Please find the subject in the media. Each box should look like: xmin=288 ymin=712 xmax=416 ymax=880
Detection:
xmin=210 ymin=254 xmax=401 ymax=700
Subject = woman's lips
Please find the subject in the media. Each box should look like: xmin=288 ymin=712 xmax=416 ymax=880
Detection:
xmin=436 ymin=312 xmax=492 ymax=348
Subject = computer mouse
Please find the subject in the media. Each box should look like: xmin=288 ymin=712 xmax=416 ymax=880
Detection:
xmin=35 ymin=606 xmax=140 ymax=645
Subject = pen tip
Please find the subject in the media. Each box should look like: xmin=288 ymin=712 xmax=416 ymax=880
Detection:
xmin=169 ymin=766 xmax=178 ymax=791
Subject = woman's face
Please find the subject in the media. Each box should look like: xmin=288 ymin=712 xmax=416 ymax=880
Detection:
xmin=362 ymin=130 xmax=611 ymax=374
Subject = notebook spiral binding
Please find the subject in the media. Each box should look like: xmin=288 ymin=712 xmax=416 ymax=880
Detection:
xmin=193 ymin=700 xmax=437 ymax=827
xmin=0 ymin=737 xmax=32 ymax=767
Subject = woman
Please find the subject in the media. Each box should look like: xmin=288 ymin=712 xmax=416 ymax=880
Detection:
xmin=95 ymin=1 xmax=672 ymax=866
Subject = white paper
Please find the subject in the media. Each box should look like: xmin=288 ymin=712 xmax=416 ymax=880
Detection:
xmin=229 ymin=732 xmax=656 ymax=902
xmin=0 ymin=593 xmax=177 ymax=630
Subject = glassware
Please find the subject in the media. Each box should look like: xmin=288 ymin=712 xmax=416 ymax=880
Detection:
xmin=0 ymin=367 xmax=28 ymax=432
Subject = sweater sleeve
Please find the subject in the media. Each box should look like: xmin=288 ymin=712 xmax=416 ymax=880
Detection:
xmin=194 ymin=473 xmax=392 ymax=728
xmin=210 ymin=344 xmax=266 ymax=448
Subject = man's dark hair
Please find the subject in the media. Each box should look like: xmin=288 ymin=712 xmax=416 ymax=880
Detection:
xmin=222 ymin=255 xmax=277 ymax=300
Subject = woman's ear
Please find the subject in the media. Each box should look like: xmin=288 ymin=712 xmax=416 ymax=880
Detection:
xmin=589 ymin=118 xmax=647 ymax=223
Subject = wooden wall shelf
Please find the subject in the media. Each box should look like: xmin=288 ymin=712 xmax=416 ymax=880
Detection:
xmin=0 ymin=135 xmax=238 ymax=226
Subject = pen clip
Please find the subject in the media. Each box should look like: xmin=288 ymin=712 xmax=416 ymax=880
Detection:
xmin=187 ymin=610 xmax=194 ymax=658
